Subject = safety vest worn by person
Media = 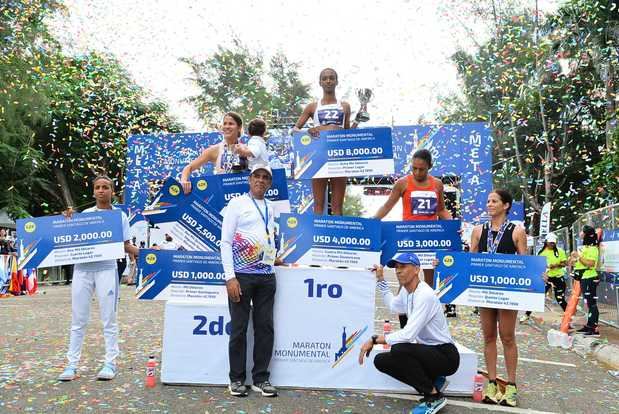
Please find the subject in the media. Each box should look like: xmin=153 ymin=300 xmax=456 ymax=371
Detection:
xmin=539 ymin=247 xmax=567 ymax=278
xmin=573 ymin=245 xmax=599 ymax=279
xmin=402 ymin=175 xmax=441 ymax=221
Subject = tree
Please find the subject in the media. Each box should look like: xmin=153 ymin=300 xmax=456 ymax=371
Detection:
xmin=440 ymin=3 xmax=613 ymax=229
xmin=1 ymin=1 xmax=183 ymax=217
xmin=182 ymin=39 xmax=310 ymax=128
xmin=342 ymin=189 xmax=365 ymax=217
xmin=0 ymin=0 xmax=62 ymax=217
xmin=32 ymin=52 xmax=183 ymax=215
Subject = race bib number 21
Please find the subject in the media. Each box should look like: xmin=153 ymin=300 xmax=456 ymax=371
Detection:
xmin=410 ymin=190 xmax=438 ymax=216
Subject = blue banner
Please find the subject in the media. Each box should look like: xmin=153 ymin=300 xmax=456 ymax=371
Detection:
xmin=278 ymin=213 xmax=381 ymax=267
xmin=391 ymin=123 xmax=492 ymax=223
xmin=292 ymin=127 xmax=394 ymax=179
xmin=434 ymin=251 xmax=546 ymax=311
xmin=125 ymin=132 xmax=223 ymax=212
xmin=136 ymin=249 xmax=226 ymax=304
xmin=144 ymin=180 xmax=223 ymax=252
xmin=380 ymin=220 xmax=462 ymax=269
xmin=17 ymin=211 xmax=125 ymax=269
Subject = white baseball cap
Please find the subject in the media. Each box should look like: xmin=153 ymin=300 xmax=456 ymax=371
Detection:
xmin=545 ymin=233 xmax=558 ymax=243
xmin=250 ymin=163 xmax=272 ymax=177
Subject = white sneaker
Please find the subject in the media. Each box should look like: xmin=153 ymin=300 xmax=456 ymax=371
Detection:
xmin=58 ymin=366 xmax=77 ymax=381
xmin=96 ymin=363 xmax=117 ymax=380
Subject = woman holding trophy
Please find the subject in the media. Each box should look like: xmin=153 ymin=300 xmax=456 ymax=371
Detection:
xmin=180 ymin=112 xmax=246 ymax=194
xmin=294 ymin=68 xmax=367 ymax=215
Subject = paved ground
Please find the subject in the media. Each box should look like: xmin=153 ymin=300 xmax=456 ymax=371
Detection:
xmin=1 ymin=284 xmax=618 ymax=414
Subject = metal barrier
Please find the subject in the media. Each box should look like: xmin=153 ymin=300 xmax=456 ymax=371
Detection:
xmin=570 ymin=203 xmax=619 ymax=328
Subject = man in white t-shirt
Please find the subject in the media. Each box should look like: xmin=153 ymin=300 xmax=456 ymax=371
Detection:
xmin=358 ymin=253 xmax=460 ymax=414
xmin=221 ymin=163 xmax=279 ymax=398
xmin=235 ymin=118 xmax=270 ymax=170
xmin=57 ymin=176 xmax=139 ymax=382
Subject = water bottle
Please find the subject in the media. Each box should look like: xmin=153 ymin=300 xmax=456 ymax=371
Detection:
xmin=472 ymin=374 xmax=484 ymax=402
xmin=145 ymin=355 xmax=157 ymax=388
xmin=383 ymin=320 xmax=392 ymax=349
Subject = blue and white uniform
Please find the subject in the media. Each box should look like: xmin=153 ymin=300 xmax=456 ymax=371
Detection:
xmin=313 ymin=99 xmax=345 ymax=127
xmin=66 ymin=205 xmax=130 ymax=367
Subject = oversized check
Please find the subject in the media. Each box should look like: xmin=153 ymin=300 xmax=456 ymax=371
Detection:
xmin=144 ymin=181 xmax=223 ymax=252
xmin=292 ymin=127 xmax=394 ymax=179
xmin=17 ymin=210 xmax=125 ymax=269
xmin=136 ymin=249 xmax=226 ymax=304
xmin=434 ymin=251 xmax=546 ymax=311
xmin=278 ymin=213 xmax=381 ymax=267
xmin=189 ymin=169 xmax=290 ymax=216
xmin=380 ymin=220 xmax=461 ymax=269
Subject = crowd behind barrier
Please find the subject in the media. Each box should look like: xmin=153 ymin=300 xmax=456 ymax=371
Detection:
xmin=527 ymin=204 xmax=619 ymax=328
xmin=572 ymin=203 xmax=619 ymax=328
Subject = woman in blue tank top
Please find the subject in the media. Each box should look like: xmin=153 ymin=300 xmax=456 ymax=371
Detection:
xmin=294 ymin=68 xmax=351 ymax=215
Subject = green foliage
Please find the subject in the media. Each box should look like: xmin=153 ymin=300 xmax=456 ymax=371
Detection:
xmin=182 ymin=39 xmax=310 ymax=128
xmin=0 ymin=1 xmax=183 ymax=217
xmin=0 ymin=0 xmax=62 ymax=217
xmin=342 ymin=189 xmax=365 ymax=217
xmin=591 ymin=126 xmax=619 ymax=203
xmin=31 ymin=52 xmax=183 ymax=215
xmin=440 ymin=1 xmax=616 ymax=228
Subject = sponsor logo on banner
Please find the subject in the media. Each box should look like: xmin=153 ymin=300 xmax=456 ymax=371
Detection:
xmin=272 ymin=324 xmax=368 ymax=368
xmin=332 ymin=326 xmax=368 ymax=368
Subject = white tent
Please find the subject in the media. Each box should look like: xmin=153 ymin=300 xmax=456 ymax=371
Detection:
xmin=0 ymin=210 xmax=16 ymax=229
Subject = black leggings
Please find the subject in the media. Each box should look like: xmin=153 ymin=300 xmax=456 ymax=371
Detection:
xmin=581 ymin=278 xmax=599 ymax=328
xmin=374 ymin=342 xmax=460 ymax=397
xmin=548 ymin=277 xmax=567 ymax=311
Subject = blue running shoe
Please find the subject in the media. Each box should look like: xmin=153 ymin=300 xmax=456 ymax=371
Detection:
xmin=412 ymin=396 xmax=447 ymax=414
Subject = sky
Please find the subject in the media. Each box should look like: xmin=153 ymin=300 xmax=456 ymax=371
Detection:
xmin=50 ymin=0 xmax=559 ymax=131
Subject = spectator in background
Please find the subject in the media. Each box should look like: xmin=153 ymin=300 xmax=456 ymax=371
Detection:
xmin=160 ymin=234 xmax=180 ymax=250
xmin=570 ymin=225 xmax=600 ymax=337
xmin=0 ymin=239 xmax=8 ymax=255
xmin=520 ymin=233 xmax=568 ymax=323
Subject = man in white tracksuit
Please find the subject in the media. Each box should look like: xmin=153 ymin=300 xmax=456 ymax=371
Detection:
xmin=58 ymin=175 xmax=139 ymax=381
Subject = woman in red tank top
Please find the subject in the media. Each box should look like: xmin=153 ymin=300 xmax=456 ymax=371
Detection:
xmin=374 ymin=149 xmax=451 ymax=221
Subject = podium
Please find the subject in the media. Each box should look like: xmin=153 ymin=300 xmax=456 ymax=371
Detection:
xmin=161 ymin=267 xmax=476 ymax=395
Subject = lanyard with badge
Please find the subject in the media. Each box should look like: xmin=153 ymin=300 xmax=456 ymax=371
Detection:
xmin=250 ymin=195 xmax=276 ymax=266
xmin=486 ymin=220 xmax=509 ymax=254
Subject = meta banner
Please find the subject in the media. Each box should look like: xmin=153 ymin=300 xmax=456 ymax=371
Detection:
xmin=392 ymin=123 xmax=492 ymax=223
xmin=434 ymin=251 xmax=546 ymax=311
xmin=144 ymin=180 xmax=223 ymax=252
xmin=278 ymin=213 xmax=382 ymax=268
xmin=380 ymin=220 xmax=462 ymax=269
xmin=292 ymin=127 xmax=394 ymax=179
xmin=136 ymin=249 xmax=226 ymax=304
xmin=189 ymin=169 xmax=290 ymax=217
xmin=17 ymin=211 xmax=125 ymax=270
